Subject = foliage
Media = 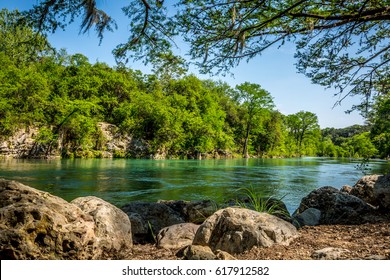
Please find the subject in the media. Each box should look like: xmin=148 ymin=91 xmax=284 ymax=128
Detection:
xmin=322 ymin=125 xmax=370 ymax=146
xmin=355 ymin=157 xmax=372 ymax=176
xmin=0 ymin=10 xmax=386 ymax=159
xmin=233 ymin=82 xmax=274 ymax=157
xmin=0 ymin=47 xmax=383 ymax=158
xmin=0 ymin=9 xmax=53 ymax=65
xmin=19 ymin=1 xmax=390 ymax=113
xmin=235 ymin=186 xmax=290 ymax=220
xmin=369 ymin=93 xmax=390 ymax=158
xmin=285 ymin=111 xmax=320 ymax=156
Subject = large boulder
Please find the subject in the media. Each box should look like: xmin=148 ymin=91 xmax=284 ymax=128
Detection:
xmin=0 ymin=180 xmax=134 ymax=259
xmin=158 ymin=200 xmax=216 ymax=224
xmin=71 ymin=196 xmax=132 ymax=258
xmin=121 ymin=202 xmax=185 ymax=244
xmin=350 ymin=173 xmax=390 ymax=210
xmin=156 ymin=223 xmax=199 ymax=249
xmin=0 ymin=179 xmax=97 ymax=259
xmin=295 ymin=186 xmax=376 ymax=225
xmin=192 ymin=207 xmax=298 ymax=254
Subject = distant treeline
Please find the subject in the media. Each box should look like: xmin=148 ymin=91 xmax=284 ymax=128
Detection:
xmin=0 ymin=51 xmax=385 ymax=159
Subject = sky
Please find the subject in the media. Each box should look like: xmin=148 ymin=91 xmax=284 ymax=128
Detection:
xmin=1 ymin=0 xmax=366 ymax=128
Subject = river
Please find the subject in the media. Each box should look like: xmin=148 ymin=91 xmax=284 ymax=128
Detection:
xmin=0 ymin=157 xmax=388 ymax=213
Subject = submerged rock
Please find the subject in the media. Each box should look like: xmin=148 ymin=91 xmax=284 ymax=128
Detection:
xmin=192 ymin=207 xmax=298 ymax=254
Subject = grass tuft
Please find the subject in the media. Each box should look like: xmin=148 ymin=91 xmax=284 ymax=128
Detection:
xmin=234 ymin=186 xmax=290 ymax=220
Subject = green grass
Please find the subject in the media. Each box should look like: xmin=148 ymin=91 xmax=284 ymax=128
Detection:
xmin=234 ymin=186 xmax=290 ymax=220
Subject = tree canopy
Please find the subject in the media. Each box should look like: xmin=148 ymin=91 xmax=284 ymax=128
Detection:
xmin=0 ymin=8 xmax=52 ymax=64
xmin=21 ymin=0 xmax=390 ymax=109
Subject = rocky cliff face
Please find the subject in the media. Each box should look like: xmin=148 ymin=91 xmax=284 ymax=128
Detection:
xmin=0 ymin=123 xmax=146 ymax=159
xmin=0 ymin=126 xmax=52 ymax=159
xmin=0 ymin=123 xmax=233 ymax=159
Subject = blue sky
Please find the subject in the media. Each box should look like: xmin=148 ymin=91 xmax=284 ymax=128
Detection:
xmin=2 ymin=0 xmax=366 ymax=128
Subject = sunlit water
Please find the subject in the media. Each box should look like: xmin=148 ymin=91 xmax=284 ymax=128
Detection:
xmin=0 ymin=157 xmax=388 ymax=213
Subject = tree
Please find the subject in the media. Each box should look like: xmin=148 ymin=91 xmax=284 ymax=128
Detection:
xmin=177 ymin=0 xmax=390 ymax=111
xmin=234 ymin=82 xmax=274 ymax=157
xmin=345 ymin=132 xmax=378 ymax=158
xmin=286 ymin=111 xmax=320 ymax=155
xmin=0 ymin=9 xmax=52 ymax=64
xmin=21 ymin=1 xmax=390 ymax=110
xmin=150 ymin=50 xmax=188 ymax=82
xmin=251 ymin=110 xmax=285 ymax=157
xmin=369 ymin=93 xmax=390 ymax=158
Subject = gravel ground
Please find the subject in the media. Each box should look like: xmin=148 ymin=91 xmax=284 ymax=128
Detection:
xmin=125 ymin=222 xmax=390 ymax=260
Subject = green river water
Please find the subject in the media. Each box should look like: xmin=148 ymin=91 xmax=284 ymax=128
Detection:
xmin=0 ymin=157 xmax=388 ymax=213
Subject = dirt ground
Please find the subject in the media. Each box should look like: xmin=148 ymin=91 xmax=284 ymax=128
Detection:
xmin=126 ymin=222 xmax=390 ymax=260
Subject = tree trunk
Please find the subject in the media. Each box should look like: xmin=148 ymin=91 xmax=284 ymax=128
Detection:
xmin=243 ymin=123 xmax=251 ymax=158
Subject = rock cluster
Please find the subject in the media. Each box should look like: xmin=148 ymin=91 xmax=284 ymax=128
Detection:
xmin=120 ymin=200 xmax=216 ymax=244
xmin=294 ymin=186 xmax=376 ymax=225
xmin=1 ymin=172 xmax=389 ymax=260
xmin=293 ymin=173 xmax=390 ymax=227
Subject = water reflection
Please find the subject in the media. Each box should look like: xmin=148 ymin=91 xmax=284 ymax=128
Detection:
xmin=0 ymin=158 xmax=388 ymax=213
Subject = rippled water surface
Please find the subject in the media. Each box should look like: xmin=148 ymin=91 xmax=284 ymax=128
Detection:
xmin=0 ymin=158 xmax=388 ymax=213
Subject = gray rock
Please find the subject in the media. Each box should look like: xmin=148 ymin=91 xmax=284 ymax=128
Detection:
xmin=0 ymin=127 xmax=55 ymax=159
xmin=0 ymin=179 xmax=96 ymax=259
xmin=296 ymin=186 xmax=376 ymax=225
xmin=311 ymin=247 xmax=350 ymax=260
xmin=156 ymin=223 xmax=199 ymax=249
xmin=125 ymin=212 xmax=147 ymax=241
xmin=158 ymin=200 xmax=217 ymax=224
xmin=351 ymin=173 xmax=390 ymax=210
xmin=176 ymin=245 xmax=217 ymax=260
xmin=292 ymin=208 xmax=321 ymax=228
xmin=121 ymin=202 xmax=185 ymax=244
xmin=193 ymin=207 xmax=298 ymax=254
xmin=71 ymin=196 xmax=132 ymax=258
